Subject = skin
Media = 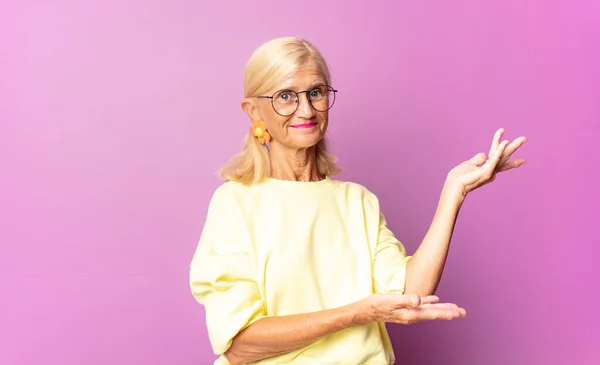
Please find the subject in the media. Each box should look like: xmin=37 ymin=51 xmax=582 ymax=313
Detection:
xmin=242 ymin=61 xmax=328 ymax=182
xmin=226 ymin=61 xmax=527 ymax=365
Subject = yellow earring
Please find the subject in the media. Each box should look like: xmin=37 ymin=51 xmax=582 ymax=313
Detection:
xmin=251 ymin=119 xmax=271 ymax=145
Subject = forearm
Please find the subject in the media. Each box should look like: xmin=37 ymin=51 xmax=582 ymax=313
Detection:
xmin=405 ymin=183 xmax=464 ymax=296
xmin=224 ymin=301 xmax=365 ymax=365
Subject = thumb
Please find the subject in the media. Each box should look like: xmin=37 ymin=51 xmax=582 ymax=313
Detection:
xmin=397 ymin=293 xmax=421 ymax=308
xmin=467 ymin=152 xmax=487 ymax=166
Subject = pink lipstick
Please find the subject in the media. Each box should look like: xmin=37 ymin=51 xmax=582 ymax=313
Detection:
xmin=291 ymin=123 xmax=317 ymax=129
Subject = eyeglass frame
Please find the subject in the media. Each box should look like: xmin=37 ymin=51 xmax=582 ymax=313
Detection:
xmin=254 ymin=85 xmax=338 ymax=117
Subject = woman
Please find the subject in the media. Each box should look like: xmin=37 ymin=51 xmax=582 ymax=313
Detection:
xmin=189 ymin=37 xmax=526 ymax=365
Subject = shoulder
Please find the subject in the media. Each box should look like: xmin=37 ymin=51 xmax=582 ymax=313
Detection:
xmin=210 ymin=180 xmax=251 ymax=200
xmin=205 ymin=179 xmax=265 ymax=216
xmin=204 ymin=181 xmax=246 ymax=213
xmin=196 ymin=181 xmax=256 ymax=255
xmin=331 ymin=177 xmax=378 ymax=196
xmin=331 ymin=178 xmax=382 ymax=207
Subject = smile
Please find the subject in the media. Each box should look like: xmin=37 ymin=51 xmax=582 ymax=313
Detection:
xmin=290 ymin=123 xmax=317 ymax=129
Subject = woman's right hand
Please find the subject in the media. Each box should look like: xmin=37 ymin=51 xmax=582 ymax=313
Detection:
xmin=355 ymin=293 xmax=467 ymax=325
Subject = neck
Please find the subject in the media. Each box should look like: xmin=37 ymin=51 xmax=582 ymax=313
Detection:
xmin=268 ymin=143 xmax=322 ymax=182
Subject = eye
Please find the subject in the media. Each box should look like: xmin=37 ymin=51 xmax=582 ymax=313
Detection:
xmin=275 ymin=90 xmax=295 ymax=103
xmin=309 ymin=88 xmax=324 ymax=99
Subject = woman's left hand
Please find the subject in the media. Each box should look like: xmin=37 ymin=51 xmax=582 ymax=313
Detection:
xmin=446 ymin=128 xmax=527 ymax=199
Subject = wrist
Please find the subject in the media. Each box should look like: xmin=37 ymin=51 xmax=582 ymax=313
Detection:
xmin=348 ymin=298 xmax=372 ymax=326
xmin=441 ymin=178 xmax=466 ymax=205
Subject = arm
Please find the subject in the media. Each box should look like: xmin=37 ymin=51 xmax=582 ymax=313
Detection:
xmin=224 ymin=301 xmax=362 ymax=365
xmin=404 ymin=183 xmax=463 ymax=296
xmin=225 ymin=293 xmax=465 ymax=365
xmin=191 ymin=187 xmax=367 ymax=364
xmin=194 ymin=183 xmax=471 ymax=365
xmin=405 ymin=128 xmax=526 ymax=296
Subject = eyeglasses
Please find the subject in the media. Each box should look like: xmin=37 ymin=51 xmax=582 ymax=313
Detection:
xmin=255 ymin=85 xmax=338 ymax=116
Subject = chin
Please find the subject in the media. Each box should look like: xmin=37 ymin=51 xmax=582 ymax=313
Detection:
xmin=291 ymin=135 xmax=323 ymax=149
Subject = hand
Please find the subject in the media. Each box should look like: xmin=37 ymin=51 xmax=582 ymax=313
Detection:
xmin=356 ymin=293 xmax=466 ymax=325
xmin=446 ymin=128 xmax=527 ymax=198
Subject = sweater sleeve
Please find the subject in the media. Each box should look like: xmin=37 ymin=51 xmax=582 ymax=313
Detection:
xmin=189 ymin=186 xmax=266 ymax=356
xmin=372 ymin=212 xmax=412 ymax=294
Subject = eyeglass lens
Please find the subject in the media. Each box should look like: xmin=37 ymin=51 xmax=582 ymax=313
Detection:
xmin=271 ymin=86 xmax=336 ymax=116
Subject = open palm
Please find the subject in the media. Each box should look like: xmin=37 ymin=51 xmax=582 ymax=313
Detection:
xmin=447 ymin=128 xmax=527 ymax=197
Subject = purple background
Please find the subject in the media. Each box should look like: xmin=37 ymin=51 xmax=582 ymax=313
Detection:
xmin=2 ymin=1 xmax=598 ymax=364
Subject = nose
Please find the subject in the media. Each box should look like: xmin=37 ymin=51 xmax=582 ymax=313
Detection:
xmin=295 ymin=92 xmax=316 ymax=118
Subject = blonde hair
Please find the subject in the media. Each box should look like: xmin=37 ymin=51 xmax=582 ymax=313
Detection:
xmin=218 ymin=37 xmax=341 ymax=185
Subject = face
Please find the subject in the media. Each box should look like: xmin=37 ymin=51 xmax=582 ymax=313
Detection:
xmin=244 ymin=61 xmax=331 ymax=150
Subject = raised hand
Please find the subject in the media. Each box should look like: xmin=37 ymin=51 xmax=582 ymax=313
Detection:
xmin=356 ymin=293 xmax=466 ymax=325
xmin=446 ymin=128 xmax=527 ymax=198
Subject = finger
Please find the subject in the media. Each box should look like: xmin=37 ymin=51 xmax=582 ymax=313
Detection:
xmin=398 ymin=302 xmax=466 ymax=314
xmin=497 ymin=158 xmax=526 ymax=172
xmin=394 ymin=306 xmax=466 ymax=324
xmin=506 ymin=136 xmax=527 ymax=155
xmin=420 ymin=302 xmax=459 ymax=310
xmin=419 ymin=304 xmax=467 ymax=318
xmin=392 ymin=293 xmax=421 ymax=308
xmin=497 ymin=139 xmax=510 ymax=157
xmin=466 ymin=152 xmax=487 ymax=166
xmin=499 ymin=136 xmax=527 ymax=165
xmin=419 ymin=295 xmax=440 ymax=305
xmin=488 ymin=139 xmax=509 ymax=172
xmin=489 ymin=128 xmax=504 ymax=155
xmin=419 ymin=303 xmax=465 ymax=315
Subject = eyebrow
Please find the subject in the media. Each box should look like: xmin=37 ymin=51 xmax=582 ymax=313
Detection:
xmin=277 ymin=81 xmax=328 ymax=91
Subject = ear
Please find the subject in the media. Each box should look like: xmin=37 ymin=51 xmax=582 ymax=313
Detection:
xmin=241 ymin=98 xmax=262 ymax=121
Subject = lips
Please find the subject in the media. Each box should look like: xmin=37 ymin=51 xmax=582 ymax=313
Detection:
xmin=291 ymin=123 xmax=317 ymax=129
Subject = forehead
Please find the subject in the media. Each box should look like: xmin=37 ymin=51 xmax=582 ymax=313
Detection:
xmin=274 ymin=61 xmax=327 ymax=91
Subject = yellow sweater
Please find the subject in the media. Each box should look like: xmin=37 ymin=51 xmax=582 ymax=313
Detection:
xmin=189 ymin=176 xmax=411 ymax=365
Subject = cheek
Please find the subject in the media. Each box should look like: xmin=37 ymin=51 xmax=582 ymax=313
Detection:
xmin=318 ymin=112 xmax=329 ymax=127
xmin=264 ymin=114 xmax=291 ymax=135
xmin=258 ymin=105 xmax=284 ymax=131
